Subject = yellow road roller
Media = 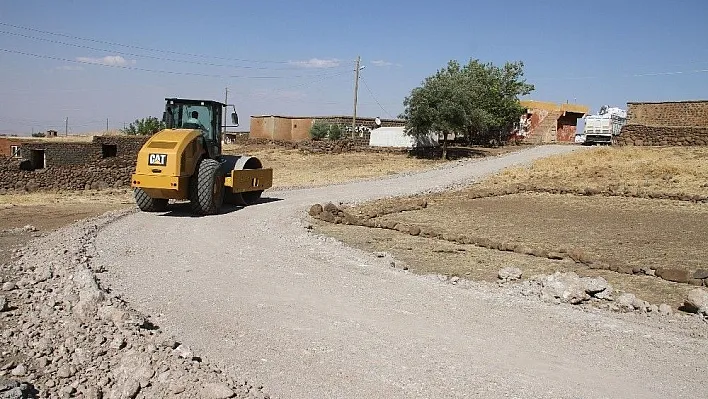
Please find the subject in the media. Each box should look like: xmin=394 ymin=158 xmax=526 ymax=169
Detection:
xmin=131 ymin=98 xmax=272 ymax=215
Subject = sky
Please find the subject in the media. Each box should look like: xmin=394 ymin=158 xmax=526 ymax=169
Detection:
xmin=1 ymin=0 xmax=707 ymax=135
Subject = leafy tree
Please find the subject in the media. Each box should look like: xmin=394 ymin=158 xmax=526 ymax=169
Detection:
xmin=31 ymin=132 xmax=46 ymax=137
xmin=121 ymin=116 xmax=166 ymax=136
xmin=402 ymin=59 xmax=534 ymax=159
xmin=328 ymin=124 xmax=343 ymax=140
xmin=309 ymin=121 xmax=329 ymax=140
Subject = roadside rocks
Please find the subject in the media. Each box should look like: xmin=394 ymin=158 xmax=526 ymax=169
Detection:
xmin=498 ymin=267 xmax=523 ymax=283
xmin=0 ymin=209 xmax=270 ymax=399
xmin=503 ymin=269 xmax=676 ymax=316
xmin=683 ymin=288 xmax=708 ymax=317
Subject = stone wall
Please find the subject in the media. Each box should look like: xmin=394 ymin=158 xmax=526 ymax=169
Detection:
xmin=616 ymin=125 xmax=708 ymax=146
xmin=627 ymin=101 xmax=708 ymax=127
xmin=618 ymin=101 xmax=708 ymax=146
xmin=227 ymin=137 xmax=408 ymax=154
xmin=0 ymin=155 xmax=137 ymax=193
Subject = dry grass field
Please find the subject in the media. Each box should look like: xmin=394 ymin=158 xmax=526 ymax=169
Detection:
xmin=314 ymin=146 xmax=708 ymax=307
xmin=223 ymin=143 xmax=446 ymax=188
xmin=482 ymin=146 xmax=708 ymax=197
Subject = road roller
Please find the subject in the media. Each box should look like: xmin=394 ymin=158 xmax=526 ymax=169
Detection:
xmin=131 ymin=98 xmax=272 ymax=215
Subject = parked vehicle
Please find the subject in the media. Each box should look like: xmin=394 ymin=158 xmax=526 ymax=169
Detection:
xmin=581 ymin=106 xmax=627 ymax=145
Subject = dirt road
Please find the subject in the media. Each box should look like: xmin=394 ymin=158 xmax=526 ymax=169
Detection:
xmin=95 ymin=146 xmax=707 ymax=399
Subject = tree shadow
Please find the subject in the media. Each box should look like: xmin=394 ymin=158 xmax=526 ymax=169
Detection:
xmin=409 ymin=146 xmax=497 ymax=160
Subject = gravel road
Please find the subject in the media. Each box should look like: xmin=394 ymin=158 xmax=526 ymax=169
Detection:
xmin=95 ymin=145 xmax=707 ymax=399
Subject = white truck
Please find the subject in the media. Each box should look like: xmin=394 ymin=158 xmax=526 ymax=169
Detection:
xmin=579 ymin=106 xmax=627 ymax=145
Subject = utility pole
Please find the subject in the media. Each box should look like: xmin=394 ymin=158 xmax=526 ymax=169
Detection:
xmin=65 ymin=117 xmax=68 ymax=136
xmin=351 ymin=56 xmax=361 ymax=139
xmin=106 ymin=118 xmax=109 ymax=133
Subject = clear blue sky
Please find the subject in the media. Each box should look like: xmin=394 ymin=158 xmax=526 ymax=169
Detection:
xmin=1 ymin=0 xmax=707 ymax=134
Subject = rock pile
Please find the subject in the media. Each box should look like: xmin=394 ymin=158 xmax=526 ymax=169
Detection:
xmin=500 ymin=270 xmax=677 ymax=315
xmin=0 ymin=210 xmax=269 ymax=398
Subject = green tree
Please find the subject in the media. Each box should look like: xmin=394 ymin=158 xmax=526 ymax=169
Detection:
xmin=402 ymin=59 xmax=534 ymax=159
xmin=121 ymin=116 xmax=166 ymax=136
xmin=31 ymin=132 xmax=46 ymax=137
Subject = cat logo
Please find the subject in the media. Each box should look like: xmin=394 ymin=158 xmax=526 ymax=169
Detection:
xmin=148 ymin=153 xmax=167 ymax=166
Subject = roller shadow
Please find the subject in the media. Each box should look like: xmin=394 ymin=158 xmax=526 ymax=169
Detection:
xmin=157 ymin=196 xmax=283 ymax=217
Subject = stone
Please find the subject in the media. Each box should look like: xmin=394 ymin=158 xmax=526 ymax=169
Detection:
xmin=201 ymin=383 xmax=236 ymax=399
xmin=0 ymin=296 xmax=7 ymax=312
xmin=318 ymin=211 xmax=336 ymax=223
xmin=73 ymin=267 xmax=105 ymax=321
xmin=540 ymin=272 xmax=589 ymax=305
xmin=174 ymin=344 xmax=193 ymax=359
xmin=693 ymin=269 xmax=708 ymax=279
xmin=658 ymin=303 xmax=673 ymax=316
xmin=109 ymin=336 xmax=126 ymax=350
xmin=57 ymin=365 xmax=73 ymax=379
xmin=9 ymin=364 xmax=26 ymax=377
xmin=450 ymin=276 xmax=460 ymax=284
xmin=322 ymin=202 xmax=339 ymax=214
xmin=498 ymin=267 xmax=523 ymax=282
xmin=684 ymin=288 xmax=708 ymax=316
xmin=581 ymin=276 xmax=610 ymax=295
xmin=308 ymin=204 xmax=323 ymax=217
xmin=617 ymin=293 xmax=637 ymax=312
xmin=688 ymin=279 xmax=704 ymax=286
xmin=408 ymin=226 xmax=421 ymax=236
xmin=547 ymin=252 xmax=565 ymax=260
xmin=655 ymin=268 xmax=690 ymax=284
xmin=1 ymin=282 xmax=15 ymax=291
xmin=593 ymin=285 xmax=614 ymax=301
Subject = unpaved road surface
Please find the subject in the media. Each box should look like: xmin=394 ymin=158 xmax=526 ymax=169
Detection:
xmin=95 ymin=146 xmax=707 ymax=399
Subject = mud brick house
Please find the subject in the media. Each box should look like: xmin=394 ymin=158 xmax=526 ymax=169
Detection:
xmin=250 ymin=115 xmax=406 ymax=142
xmin=0 ymin=137 xmax=30 ymax=158
xmin=516 ymin=100 xmax=589 ymax=144
xmin=616 ymin=100 xmax=708 ymax=146
xmin=18 ymin=135 xmax=149 ymax=169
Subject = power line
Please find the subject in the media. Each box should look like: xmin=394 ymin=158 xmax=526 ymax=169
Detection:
xmin=0 ymin=48 xmax=350 ymax=80
xmin=0 ymin=30 xmax=345 ymax=72
xmin=0 ymin=21 xmax=355 ymax=65
xmin=534 ymin=68 xmax=708 ymax=81
xmin=361 ymin=77 xmax=395 ymax=119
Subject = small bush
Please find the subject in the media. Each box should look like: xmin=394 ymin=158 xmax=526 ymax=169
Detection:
xmin=328 ymin=124 xmax=343 ymax=140
xmin=309 ymin=122 xmax=329 ymax=140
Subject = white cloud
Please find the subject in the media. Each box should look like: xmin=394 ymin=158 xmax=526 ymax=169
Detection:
xmin=76 ymin=55 xmax=135 ymax=66
xmin=289 ymin=58 xmax=340 ymax=68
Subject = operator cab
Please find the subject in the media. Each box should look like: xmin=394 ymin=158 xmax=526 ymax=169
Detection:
xmin=163 ymin=98 xmax=238 ymax=158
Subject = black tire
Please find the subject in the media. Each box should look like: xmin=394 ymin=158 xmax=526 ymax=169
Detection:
xmin=189 ymin=158 xmax=225 ymax=215
xmin=134 ymin=188 xmax=168 ymax=212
